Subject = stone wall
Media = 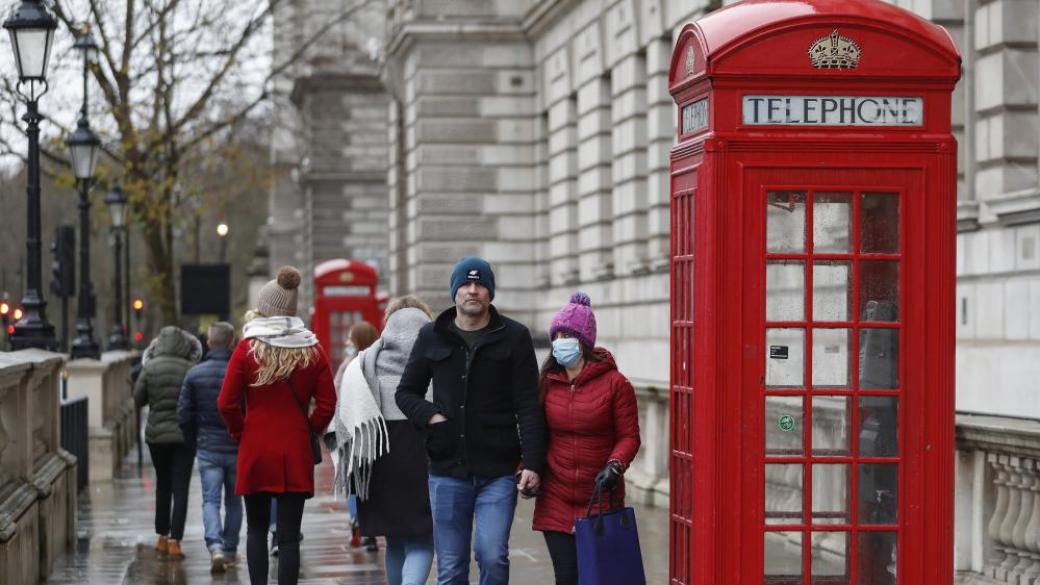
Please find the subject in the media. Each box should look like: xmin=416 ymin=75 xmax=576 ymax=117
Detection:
xmin=65 ymin=351 xmax=137 ymax=482
xmin=0 ymin=350 xmax=76 ymax=583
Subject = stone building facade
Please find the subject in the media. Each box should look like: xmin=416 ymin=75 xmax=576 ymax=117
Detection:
xmin=266 ymin=0 xmax=391 ymax=311
xmin=271 ymin=2 xmax=1040 ymax=555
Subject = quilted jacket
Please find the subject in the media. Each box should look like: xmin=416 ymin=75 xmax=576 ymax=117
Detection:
xmin=532 ymin=350 xmax=641 ymax=534
xmin=134 ymin=326 xmax=202 ymax=444
xmin=177 ymin=348 xmax=237 ymax=454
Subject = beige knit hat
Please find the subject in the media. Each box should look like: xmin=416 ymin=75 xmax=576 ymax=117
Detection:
xmin=256 ymin=266 xmax=302 ymax=317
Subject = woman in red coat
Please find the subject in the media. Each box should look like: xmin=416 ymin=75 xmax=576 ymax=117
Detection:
xmin=218 ymin=267 xmax=336 ymax=585
xmin=532 ymin=292 xmax=641 ymax=585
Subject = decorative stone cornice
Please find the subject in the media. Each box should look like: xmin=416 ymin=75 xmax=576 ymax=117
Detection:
xmin=523 ymin=0 xmax=581 ymax=39
xmin=986 ymin=188 xmax=1040 ymax=227
xmin=956 ymin=412 xmax=1040 ymax=459
xmin=957 ymin=200 xmax=981 ymax=232
xmin=386 ymin=21 xmax=528 ymax=60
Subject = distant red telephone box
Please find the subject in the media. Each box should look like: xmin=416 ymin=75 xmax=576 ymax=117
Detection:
xmin=668 ymin=2 xmax=960 ymax=584
xmin=312 ymin=259 xmax=382 ymax=372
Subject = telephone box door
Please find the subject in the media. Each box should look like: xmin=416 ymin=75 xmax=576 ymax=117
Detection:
xmin=746 ymin=166 xmax=928 ymax=585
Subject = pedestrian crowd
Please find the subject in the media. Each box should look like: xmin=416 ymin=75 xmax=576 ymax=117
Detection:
xmin=132 ymin=256 xmax=642 ymax=585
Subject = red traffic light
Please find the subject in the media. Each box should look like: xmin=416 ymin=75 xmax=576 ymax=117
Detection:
xmin=133 ymin=331 xmax=145 ymax=342
xmin=5 ymin=325 xmax=13 ymax=335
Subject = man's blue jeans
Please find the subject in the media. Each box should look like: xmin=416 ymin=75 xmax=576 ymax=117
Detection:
xmin=385 ymin=533 xmax=435 ymax=585
xmin=428 ymin=474 xmax=517 ymax=585
xmin=197 ymin=450 xmax=242 ymax=554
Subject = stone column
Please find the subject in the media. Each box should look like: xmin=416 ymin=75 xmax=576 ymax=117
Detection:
xmin=576 ymin=59 xmax=614 ymax=282
xmin=545 ymin=48 xmax=581 ymax=286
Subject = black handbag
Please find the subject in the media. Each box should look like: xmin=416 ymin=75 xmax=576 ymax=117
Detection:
xmin=287 ymin=378 xmax=322 ymax=465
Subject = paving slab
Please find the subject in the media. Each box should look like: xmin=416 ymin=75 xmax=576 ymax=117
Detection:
xmin=43 ymin=448 xmax=668 ymax=585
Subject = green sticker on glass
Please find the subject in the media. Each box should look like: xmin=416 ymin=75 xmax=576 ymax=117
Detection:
xmin=778 ymin=415 xmax=796 ymax=432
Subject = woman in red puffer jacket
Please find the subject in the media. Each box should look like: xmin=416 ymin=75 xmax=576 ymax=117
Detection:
xmin=531 ymin=292 xmax=641 ymax=585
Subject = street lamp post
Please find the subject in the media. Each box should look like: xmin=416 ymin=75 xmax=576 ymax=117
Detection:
xmin=4 ymin=0 xmax=58 ymax=350
xmin=105 ymin=183 xmax=128 ymax=350
xmin=68 ymin=29 xmax=101 ymax=359
xmin=217 ymin=222 xmax=229 ymax=263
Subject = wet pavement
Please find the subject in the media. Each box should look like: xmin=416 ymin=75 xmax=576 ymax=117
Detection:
xmin=44 ymin=449 xmax=668 ymax=584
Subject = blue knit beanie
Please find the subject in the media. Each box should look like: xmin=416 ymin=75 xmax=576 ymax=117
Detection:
xmin=450 ymin=256 xmax=495 ymax=301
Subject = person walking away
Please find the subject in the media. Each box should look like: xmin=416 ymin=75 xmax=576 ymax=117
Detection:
xmin=396 ymin=256 xmax=547 ymax=585
xmin=532 ymin=292 xmax=641 ymax=585
xmin=134 ymin=326 xmax=203 ymax=560
xmin=329 ymin=320 xmax=379 ymax=550
xmin=333 ymin=296 xmax=435 ymax=585
xmin=217 ymin=266 xmax=337 ymax=585
xmin=178 ymin=321 xmax=242 ymax=572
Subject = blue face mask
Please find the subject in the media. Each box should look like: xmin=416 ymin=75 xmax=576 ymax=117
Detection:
xmin=552 ymin=337 xmax=582 ymax=368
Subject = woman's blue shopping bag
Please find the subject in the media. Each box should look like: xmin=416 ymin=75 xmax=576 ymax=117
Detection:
xmin=575 ymin=485 xmax=647 ymax=585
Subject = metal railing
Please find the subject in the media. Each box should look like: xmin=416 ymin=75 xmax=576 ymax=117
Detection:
xmin=60 ymin=396 xmax=89 ymax=492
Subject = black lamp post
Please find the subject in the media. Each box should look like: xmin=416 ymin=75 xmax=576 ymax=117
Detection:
xmin=105 ymin=183 xmax=128 ymax=350
xmin=68 ymin=29 xmax=100 ymax=359
xmin=5 ymin=0 xmax=58 ymax=350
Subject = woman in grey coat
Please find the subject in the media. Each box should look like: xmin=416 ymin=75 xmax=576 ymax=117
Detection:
xmin=333 ymin=296 xmax=434 ymax=585
xmin=134 ymin=326 xmax=202 ymax=559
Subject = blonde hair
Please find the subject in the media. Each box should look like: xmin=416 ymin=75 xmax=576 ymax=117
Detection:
xmin=384 ymin=294 xmax=432 ymax=322
xmin=244 ymin=309 xmax=318 ymax=387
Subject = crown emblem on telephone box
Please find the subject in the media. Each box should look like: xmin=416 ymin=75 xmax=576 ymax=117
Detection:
xmin=808 ymin=29 xmax=862 ymax=69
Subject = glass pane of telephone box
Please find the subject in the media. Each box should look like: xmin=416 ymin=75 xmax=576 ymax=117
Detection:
xmin=861 ymin=193 xmax=900 ymax=254
xmin=811 ymin=532 xmax=850 ymax=582
xmin=859 ymin=262 xmax=899 ymax=322
xmin=814 ymin=261 xmax=851 ymax=322
xmin=766 ymin=329 xmax=805 ymax=388
xmin=765 ymin=464 xmax=804 ymax=525
xmin=767 ymin=191 xmax=807 ymax=253
xmin=767 ymin=261 xmax=805 ymax=322
xmin=764 ymin=532 xmax=803 ymax=583
xmin=859 ymin=329 xmax=899 ymax=389
xmin=812 ymin=396 xmax=850 ymax=456
xmin=766 ymin=396 xmax=804 ymax=456
xmin=859 ymin=396 xmax=899 ymax=457
xmin=858 ymin=532 xmax=898 ymax=585
xmin=813 ymin=192 xmax=852 ymax=253
xmin=812 ymin=464 xmax=850 ymax=525
xmin=813 ymin=328 xmax=850 ymax=388
xmin=858 ymin=464 xmax=898 ymax=525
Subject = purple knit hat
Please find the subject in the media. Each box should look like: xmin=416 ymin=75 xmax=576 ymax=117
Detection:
xmin=549 ymin=292 xmax=597 ymax=349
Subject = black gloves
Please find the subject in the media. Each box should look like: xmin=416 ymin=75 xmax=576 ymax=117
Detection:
xmin=594 ymin=461 xmax=623 ymax=492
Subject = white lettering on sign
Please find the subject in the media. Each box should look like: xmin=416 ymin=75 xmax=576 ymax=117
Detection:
xmin=682 ymin=98 xmax=709 ymax=134
xmin=324 ymin=286 xmax=371 ymax=297
xmin=742 ymin=95 xmax=923 ymax=126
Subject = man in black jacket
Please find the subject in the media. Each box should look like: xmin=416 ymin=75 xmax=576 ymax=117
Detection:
xmin=396 ymin=256 xmax=546 ymax=585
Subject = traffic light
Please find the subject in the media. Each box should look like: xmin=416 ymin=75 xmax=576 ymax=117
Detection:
xmin=1 ymin=302 xmax=9 ymax=334
xmin=50 ymin=225 xmax=75 ymax=298
xmin=133 ymin=298 xmax=144 ymax=318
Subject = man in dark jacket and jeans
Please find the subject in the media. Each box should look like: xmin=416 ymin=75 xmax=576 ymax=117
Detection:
xmin=396 ymin=256 xmax=547 ymax=585
xmin=178 ymin=322 xmax=241 ymax=573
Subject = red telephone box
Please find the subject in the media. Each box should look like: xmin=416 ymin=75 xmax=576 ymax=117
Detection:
xmin=668 ymin=2 xmax=960 ymax=584
xmin=312 ymin=259 xmax=382 ymax=372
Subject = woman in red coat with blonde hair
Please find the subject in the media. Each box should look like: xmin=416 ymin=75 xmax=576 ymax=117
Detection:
xmin=218 ymin=266 xmax=336 ymax=585
xmin=532 ymin=292 xmax=641 ymax=585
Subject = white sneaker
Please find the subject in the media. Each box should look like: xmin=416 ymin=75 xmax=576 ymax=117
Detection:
xmin=210 ymin=549 xmax=226 ymax=574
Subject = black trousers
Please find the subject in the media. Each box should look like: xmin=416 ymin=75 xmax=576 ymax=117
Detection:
xmin=244 ymin=492 xmax=306 ymax=585
xmin=147 ymin=442 xmax=195 ymax=540
xmin=544 ymin=531 xmax=579 ymax=585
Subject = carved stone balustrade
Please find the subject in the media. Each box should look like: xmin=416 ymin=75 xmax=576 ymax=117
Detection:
xmin=65 ymin=351 xmax=137 ymax=482
xmin=0 ymin=350 xmax=76 ymax=584
xmin=956 ymin=414 xmax=1040 ymax=585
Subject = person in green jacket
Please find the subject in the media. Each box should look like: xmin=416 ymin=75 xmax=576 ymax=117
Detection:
xmin=135 ymin=326 xmax=202 ymax=559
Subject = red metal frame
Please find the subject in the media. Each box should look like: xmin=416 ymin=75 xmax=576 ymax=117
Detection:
xmin=667 ymin=2 xmax=960 ymax=584
xmin=311 ymin=259 xmax=382 ymax=373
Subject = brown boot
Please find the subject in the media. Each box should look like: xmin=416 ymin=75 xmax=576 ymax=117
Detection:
xmin=166 ymin=540 xmax=185 ymax=560
xmin=154 ymin=535 xmax=169 ymax=554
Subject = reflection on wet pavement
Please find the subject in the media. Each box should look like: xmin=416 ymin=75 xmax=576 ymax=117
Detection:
xmin=43 ymin=448 xmax=668 ymax=584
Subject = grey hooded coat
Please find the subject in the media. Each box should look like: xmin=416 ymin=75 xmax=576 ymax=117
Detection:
xmin=134 ymin=326 xmax=203 ymax=444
